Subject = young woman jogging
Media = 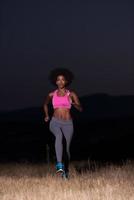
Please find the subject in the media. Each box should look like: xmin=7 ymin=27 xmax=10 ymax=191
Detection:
xmin=43 ymin=68 xmax=83 ymax=178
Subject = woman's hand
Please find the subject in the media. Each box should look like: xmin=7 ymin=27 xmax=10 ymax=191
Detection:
xmin=44 ymin=116 xmax=50 ymax=122
xmin=72 ymin=102 xmax=83 ymax=112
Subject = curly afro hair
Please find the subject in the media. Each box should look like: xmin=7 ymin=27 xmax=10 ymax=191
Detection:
xmin=48 ymin=67 xmax=74 ymax=87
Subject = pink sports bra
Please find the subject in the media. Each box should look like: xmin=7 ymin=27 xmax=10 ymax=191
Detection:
xmin=52 ymin=89 xmax=72 ymax=109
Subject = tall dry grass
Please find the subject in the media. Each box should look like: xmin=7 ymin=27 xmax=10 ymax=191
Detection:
xmin=0 ymin=160 xmax=134 ymax=200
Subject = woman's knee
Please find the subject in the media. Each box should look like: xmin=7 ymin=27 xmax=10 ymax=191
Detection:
xmin=55 ymin=132 xmax=63 ymax=141
xmin=49 ymin=121 xmax=60 ymax=135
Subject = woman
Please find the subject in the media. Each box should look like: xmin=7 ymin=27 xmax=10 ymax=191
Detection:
xmin=43 ymin=68 xmax=83 ymax=179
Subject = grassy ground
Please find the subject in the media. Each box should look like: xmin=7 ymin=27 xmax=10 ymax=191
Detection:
xmin=0 ymin=160 xmax=134 ymax=200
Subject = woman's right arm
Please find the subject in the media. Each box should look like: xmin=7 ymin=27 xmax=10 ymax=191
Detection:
xmin=43 ymin=92 xmax=53 ymax=122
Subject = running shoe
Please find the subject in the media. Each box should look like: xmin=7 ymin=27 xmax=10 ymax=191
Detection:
xmin=56 ymin=162 xmax=64 ymax=173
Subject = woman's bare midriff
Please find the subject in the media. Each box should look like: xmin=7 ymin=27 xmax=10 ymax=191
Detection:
xmin=53 ymin=108 xmax=72 ymax=120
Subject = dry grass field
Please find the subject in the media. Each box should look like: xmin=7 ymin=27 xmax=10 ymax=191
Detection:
xmin=0 ymin=160 xmax=134 ymax=200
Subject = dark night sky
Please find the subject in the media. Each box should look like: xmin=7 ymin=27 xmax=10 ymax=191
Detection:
xmin=0 ymin=0 xmax=134 ymax=111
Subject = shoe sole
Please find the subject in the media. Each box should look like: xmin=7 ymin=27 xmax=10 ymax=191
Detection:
xmin=56 ymin=169 xmax=64 ymax=173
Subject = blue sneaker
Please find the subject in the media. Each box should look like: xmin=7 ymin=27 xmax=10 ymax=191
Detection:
xmin=56 ymin=162 xmax=64 ymax=173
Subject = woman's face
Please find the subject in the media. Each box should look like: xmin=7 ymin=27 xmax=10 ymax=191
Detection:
xmin=56 ymin=75 xmax=67 ymax=88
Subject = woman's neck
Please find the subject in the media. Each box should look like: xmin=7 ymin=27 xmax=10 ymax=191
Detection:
xmin=57 ymin=88 xmax=67 ymax=96
xmin=57 ymin=87 xmax=66 ymax=92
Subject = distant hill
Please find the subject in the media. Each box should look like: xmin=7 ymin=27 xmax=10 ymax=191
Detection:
xmin=79 ymin=93 xmax=134 ymax=120
xmin=0 ymin=93 xmax=134 ymax=162
xmin=0 ymin=93 xmax=134 ymax=122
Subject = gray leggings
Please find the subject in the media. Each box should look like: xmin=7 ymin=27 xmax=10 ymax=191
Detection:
xmin=49 ymin=116 xmax=74 ymax=163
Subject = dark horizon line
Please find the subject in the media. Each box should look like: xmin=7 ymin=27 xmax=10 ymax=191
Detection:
xmin=0 ymin=92 xmax=134 ymax=113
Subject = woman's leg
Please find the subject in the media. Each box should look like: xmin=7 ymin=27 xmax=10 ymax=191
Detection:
xmin=61 ymin=123 xmax=74 ymax=176
xmin=61 ymin=123 xmax=74 ymax=161
xmin=49 ymin=120 xmax=63 ymax=163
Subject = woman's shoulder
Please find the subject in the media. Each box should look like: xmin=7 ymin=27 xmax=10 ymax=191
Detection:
xmin=68 ymin=89 xmax=77 ymax=96
xmin=48 ymin=89 xmax=57 ymax=97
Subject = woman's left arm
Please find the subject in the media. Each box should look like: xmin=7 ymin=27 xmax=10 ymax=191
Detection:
xmin=70 ymin=91 xmax=83 ymax=112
